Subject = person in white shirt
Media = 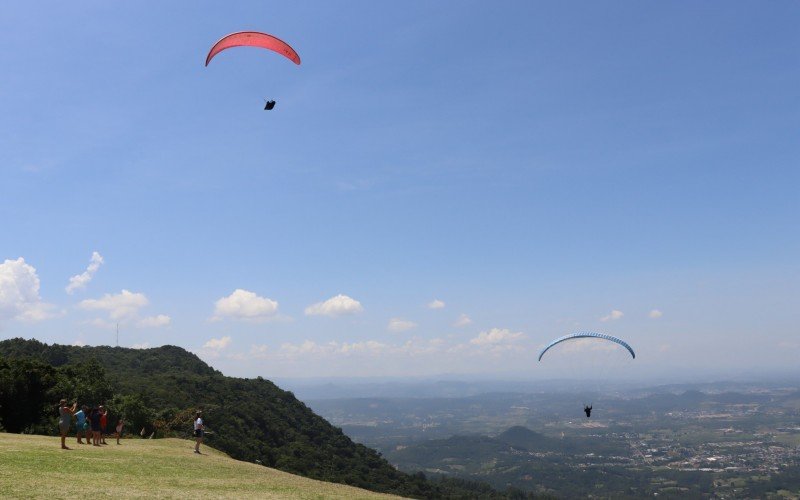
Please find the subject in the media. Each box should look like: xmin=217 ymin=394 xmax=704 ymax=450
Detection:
xmin=193 ymin=411 xmax=204 ymax=454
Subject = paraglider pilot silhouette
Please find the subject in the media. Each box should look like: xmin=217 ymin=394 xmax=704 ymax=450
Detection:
xmin=538 ymin=332 xmax=636 ymax=422
xmin=205 ymin=31 xmax=300 ymax=111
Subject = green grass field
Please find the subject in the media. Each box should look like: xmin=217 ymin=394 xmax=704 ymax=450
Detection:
xmin=0 ymin=433 xmax=401 ymax=499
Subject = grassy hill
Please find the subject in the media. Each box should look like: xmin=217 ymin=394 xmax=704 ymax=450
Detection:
xmin=0 ymin=432 xmax=400 ymax=499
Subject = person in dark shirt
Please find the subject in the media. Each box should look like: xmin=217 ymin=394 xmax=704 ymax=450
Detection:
xmin=90 ymin=407 xmax=102 ymax=446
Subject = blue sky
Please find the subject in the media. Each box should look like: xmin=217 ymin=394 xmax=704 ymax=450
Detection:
xmin=1 ymin=1 xmax=798 ymax=379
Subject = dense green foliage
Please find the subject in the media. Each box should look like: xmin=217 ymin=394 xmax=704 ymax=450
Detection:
xmin=0 ymin=338 xmax=545 ymax=499
xmin=0 ymin=355 xmax=115 ymax=434
xmin=0 ymin=356 xmax=59 ymax=434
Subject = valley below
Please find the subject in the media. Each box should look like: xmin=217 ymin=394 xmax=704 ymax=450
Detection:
xmin=304 ymin=381 xmax=800 ymax=498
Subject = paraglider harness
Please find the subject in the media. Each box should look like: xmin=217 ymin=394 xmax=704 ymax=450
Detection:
xmin=584 ymin=405 xmax=592 ymax=418
xmin=264 ymin=100 xmax=276 ymax=110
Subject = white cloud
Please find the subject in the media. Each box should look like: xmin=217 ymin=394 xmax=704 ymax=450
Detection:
xmin=427 ymin=299 xmax=445 ymax=309
xmin=204 ymin=336 xmax=232 ymax=350
xmin=600 ymin=309 xmax=624 ymax=322
xmin=225 ymin=335 xmax=539 ymax=372
xmin=305 ymin=294 xmax=363 ymax=317
xmin=131 ymin=342 xmax=151 ymax=349
xmin=398 ymin=337 xmax=445 ymax=356
xmin=79 ymin=290 xmax=148 ymax=320
xmin=279 ymin=340 xmax=329 ymax=356
xmin=16 ymin=301 xmax=60 ymax=322
xmin=138 ymin=314 xmax=171 ymax=328
xmin=212 ymin=289 xmax=279 ymax=321
xmin=470 ymin=328 xmax=525 ymax=346
xmin=649 ymin=309 xmax=663 ymax=319
xmin=278 ymin=339 xmax=391 ymax=358
xmin=388 ymin=317 xmax=417 ymax=332
xmin=72 ymin=339 xmax=86 ymax=347
xmin=65 ymin=251 xmax=104 ymax=294
xmin=453 ymin=313 xmax=472 ymax=327
xmin=338 ymin=340 xmax=388 ymax=355
xmin=227 ymin=344 xmax=272 ymax=361
xmin=0 ymin=257 xmax=55 ymax=323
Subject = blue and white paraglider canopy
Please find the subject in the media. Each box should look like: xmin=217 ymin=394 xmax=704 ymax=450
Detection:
xmin=538 ymin=332 xmax=635 ymax=362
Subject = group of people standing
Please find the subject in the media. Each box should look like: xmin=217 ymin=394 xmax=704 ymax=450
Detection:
xmin=58 ymin=399 xmax=124 ymax=450
xmin=59 ymin=400 xmax=205 ymax=454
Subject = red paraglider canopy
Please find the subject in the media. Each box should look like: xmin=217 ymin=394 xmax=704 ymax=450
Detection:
xmin=205 ymin=31 xmax=301 ymax=66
